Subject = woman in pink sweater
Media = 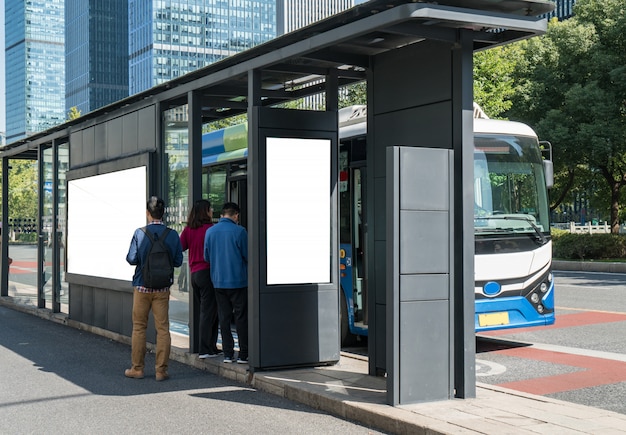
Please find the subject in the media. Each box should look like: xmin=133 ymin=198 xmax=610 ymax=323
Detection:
xmin=180 ymin=200 xmax=221 ymax=358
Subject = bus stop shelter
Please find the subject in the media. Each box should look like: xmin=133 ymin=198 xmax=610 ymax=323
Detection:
xmin=1 ymin=0 xmax=553 ymax=405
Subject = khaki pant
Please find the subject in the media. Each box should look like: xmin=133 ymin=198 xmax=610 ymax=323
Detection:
xmin=131 ymin=289 xmax=171 ymax=375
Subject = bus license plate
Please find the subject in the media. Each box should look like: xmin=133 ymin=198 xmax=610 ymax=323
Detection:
xmin=479 ymin=312 xmax=509 ymax=327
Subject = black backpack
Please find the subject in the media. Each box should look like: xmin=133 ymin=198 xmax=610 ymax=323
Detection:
xmin=140 ymin=227 xmax=174 ymax=288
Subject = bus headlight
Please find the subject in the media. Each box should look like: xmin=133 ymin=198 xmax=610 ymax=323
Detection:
xmin=537 ymin=304 xmax=544 ymax=314
xmin=540 ymin=282 xmax=548 ymax=293
xmin=530 ymin=293 xmax=540 ymax=304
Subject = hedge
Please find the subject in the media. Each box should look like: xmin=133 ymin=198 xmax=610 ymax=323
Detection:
xmin=551 ymin=230 xmax=626 ymax=260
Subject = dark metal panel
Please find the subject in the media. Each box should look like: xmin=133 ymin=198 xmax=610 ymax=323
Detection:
xmin=373 ymin=103 xmax=452 ymax=179
xmin=137 ymin=106 xmax=157 ymax=152
xmin=82 ymin=127 xmax=96 ymax=164
xmin=94 ymin=123 xmax=107 ymax=162
xmin=106 ymin=117 xmax=123 ymax=159
xmin=81 ymin=286 xmax=95 ymax=326
xmin=259 ymin=289 xmax=339 ymax=368
xmin=93 ymin=288 xmax=108 ymax=329
xmin=373 ymin=41 xmax=452 ymax=115
xmin=187 ymin=90 xmax=203 ymax=354
xmin=250 ymin=107 xmax=340 ymax=370
xmin=121 ymin=291 xmax=134 ymax=337
xmin=122 ymin=112 xmax=139 ymax=155
xmin=374 ymin=240 xmax=386 ymax=306
xmin=256 ymin=107 xmax=337 ymax=132
xmin=106 ymin=290 xmax=124 ymax=333
xmin=1 ymin=158 xmax=9 ymax=296
xmin=68 ymin=283 xmax=83 ymax=321
xmin=69 ymin=131 xmax=83 ymax=168
xmin=451 ymin=29 xmax=477 ymax=399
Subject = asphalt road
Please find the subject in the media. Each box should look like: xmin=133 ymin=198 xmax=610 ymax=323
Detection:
xmin=0 ymin=305 xmax=385 ymax=435
xmin=476 ymin=270 xmax=626 ymax=415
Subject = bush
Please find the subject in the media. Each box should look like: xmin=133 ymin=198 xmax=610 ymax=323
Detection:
xmin=552 ymin=233 xmax=626 ymax=260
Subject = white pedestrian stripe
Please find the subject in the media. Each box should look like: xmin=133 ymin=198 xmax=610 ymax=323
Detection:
xmin=476 ymin=359 xmax=506 ymax=377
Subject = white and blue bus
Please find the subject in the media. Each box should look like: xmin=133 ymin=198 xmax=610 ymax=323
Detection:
xmin=196 ymin=104 xmax=555 ymax=346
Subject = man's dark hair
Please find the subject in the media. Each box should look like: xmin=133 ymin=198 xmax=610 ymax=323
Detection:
xmin=221 ymin=202 xmax=240 ymax=217
xmin=187 ymin=199 xmax=212 ymax=229
xmin=147 ymin=196 xmax=166 ymax=220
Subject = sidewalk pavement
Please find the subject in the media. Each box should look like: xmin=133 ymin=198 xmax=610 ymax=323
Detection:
xmin=3 ymin=296 xmax=626 ymax=435
xmin=5 ymin=260 xmax=626 ymax=434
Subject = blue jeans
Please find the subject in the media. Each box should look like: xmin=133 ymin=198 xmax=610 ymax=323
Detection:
xmin=215 ymin=287 xmax=248 ymax=359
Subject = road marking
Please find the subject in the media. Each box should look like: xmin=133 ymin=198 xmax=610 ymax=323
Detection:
xmin=475 ymin=359 xmax=506 ymax=377
xmin=557 ymin=306 xmax=626 ymax=315
xmin=494 ymin=346 xmax=626 ymax=395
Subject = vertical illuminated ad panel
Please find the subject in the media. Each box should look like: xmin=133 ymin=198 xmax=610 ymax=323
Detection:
xmin=266 ymin=137 xmax=331 ymax=285
xmin=67 ymin=166 xmax=147 ymax=281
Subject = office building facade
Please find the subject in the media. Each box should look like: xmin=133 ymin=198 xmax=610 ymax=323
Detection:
xmin=65 ymin=0 xmax=129 ymax=115
xmin=277 ymin=0 xmax=359 ymax=34
xmin=4 ymin=0 xmax=65 ymax=142
xmin=545 ymin=0 xmax=576 ymax=20
xmin=129 ymin=0 xmax=278 ymax=95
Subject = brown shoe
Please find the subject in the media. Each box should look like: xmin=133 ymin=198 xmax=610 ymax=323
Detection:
xmin=155 ymin=372 xmax=169 ymax=382
xmin=124 ymin=368 xmax=144 ymax=379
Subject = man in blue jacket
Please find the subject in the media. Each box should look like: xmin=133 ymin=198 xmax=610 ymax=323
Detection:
xmin=125 ymin=196 xmax=183 ymax=381
xmin=204 ymin=202 xmax=248 ymax=364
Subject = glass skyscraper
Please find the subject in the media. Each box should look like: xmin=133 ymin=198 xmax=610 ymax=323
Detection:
xmin=544 ymin=0 xmax=576 ymax=20
xmin=65 ymin=0 xmax=129 ymax=115
xmin=129 ymin=0 xmax=277 ymax=95
xmin=4 ymin=0 xmax=65 ymax=142
xmin=277 ymin=0 xmax=363 ymax=35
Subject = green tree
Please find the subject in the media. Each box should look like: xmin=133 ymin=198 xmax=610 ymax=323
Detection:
xmin=473 ymin=44 xmax=523 ymax=118
xmin=506 ymin=1 xmax=626 ymax=232
xmin=67 ymin=106 xmax=81 ymax=120
xmin=339 ymin=81 xmax=366 ymax=108
xmin=7 ymin=160 xmax=38 ymax=221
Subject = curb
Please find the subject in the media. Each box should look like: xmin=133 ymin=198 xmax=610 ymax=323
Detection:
xmin=552 ymin=260 xmax=626 ymax=273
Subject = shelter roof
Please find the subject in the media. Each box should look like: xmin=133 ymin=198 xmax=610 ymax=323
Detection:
xmin=1 ymin=0 xmax=553 ymax=158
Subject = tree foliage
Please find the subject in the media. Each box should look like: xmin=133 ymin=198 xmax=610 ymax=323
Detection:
xmin=67 ymin=106 xmax=81 ymax=120
xmin=0 ymin=160 xmax=38 ymax=222
xmin=473 ymin=44 xmax=523 ymax=118
xmin=505 ymin=0 xmax=626 ymax=232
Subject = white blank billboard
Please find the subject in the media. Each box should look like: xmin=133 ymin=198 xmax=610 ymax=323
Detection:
xmin=265 ymin=137 xmax=331 ymax=285
xmin=67 ymin=166 xmax=147 ymax=281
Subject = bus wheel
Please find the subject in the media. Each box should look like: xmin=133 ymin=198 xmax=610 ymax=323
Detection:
xmin=340 ymin=293 xmax=356 ymax=347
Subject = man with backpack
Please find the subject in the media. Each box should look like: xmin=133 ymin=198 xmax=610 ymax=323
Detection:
xmin=125 ymin=196 xmax=183 ymax=381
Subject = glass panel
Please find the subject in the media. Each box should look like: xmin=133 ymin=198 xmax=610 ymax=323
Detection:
xmin=42 ymin=146 xmax=54 ymax=309
xmin=352 ymin=168 xmax=365 ymax=323
xmin=58 ymin=142 xmax=69 ymax=313
xmin=7 ymin=159 xmax=39 ymax=307
xmin=206 ymin=164 xmax=227 ymax=222
xmin=163 ymin=103 xmax=190 ymax=335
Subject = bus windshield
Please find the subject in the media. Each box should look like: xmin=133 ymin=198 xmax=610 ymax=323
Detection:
xmin=474 ymin=134 xmax=550 ymax=239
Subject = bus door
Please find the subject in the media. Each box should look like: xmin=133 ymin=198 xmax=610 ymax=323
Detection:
xmin=339 ymin=144 xmax=368 ymax=346
xmin=205 ymin=160 xmax=247 ymax=228
xmin=228 ymin=162 xmax=248 ymax=229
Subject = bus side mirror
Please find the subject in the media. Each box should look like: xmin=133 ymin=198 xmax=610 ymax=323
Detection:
xmin=543 ymin=160 xmax=554 ymax=189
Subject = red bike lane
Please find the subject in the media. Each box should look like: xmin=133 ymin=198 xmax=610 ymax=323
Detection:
xmin=479 ymin=310 xmax=626 ymax=396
